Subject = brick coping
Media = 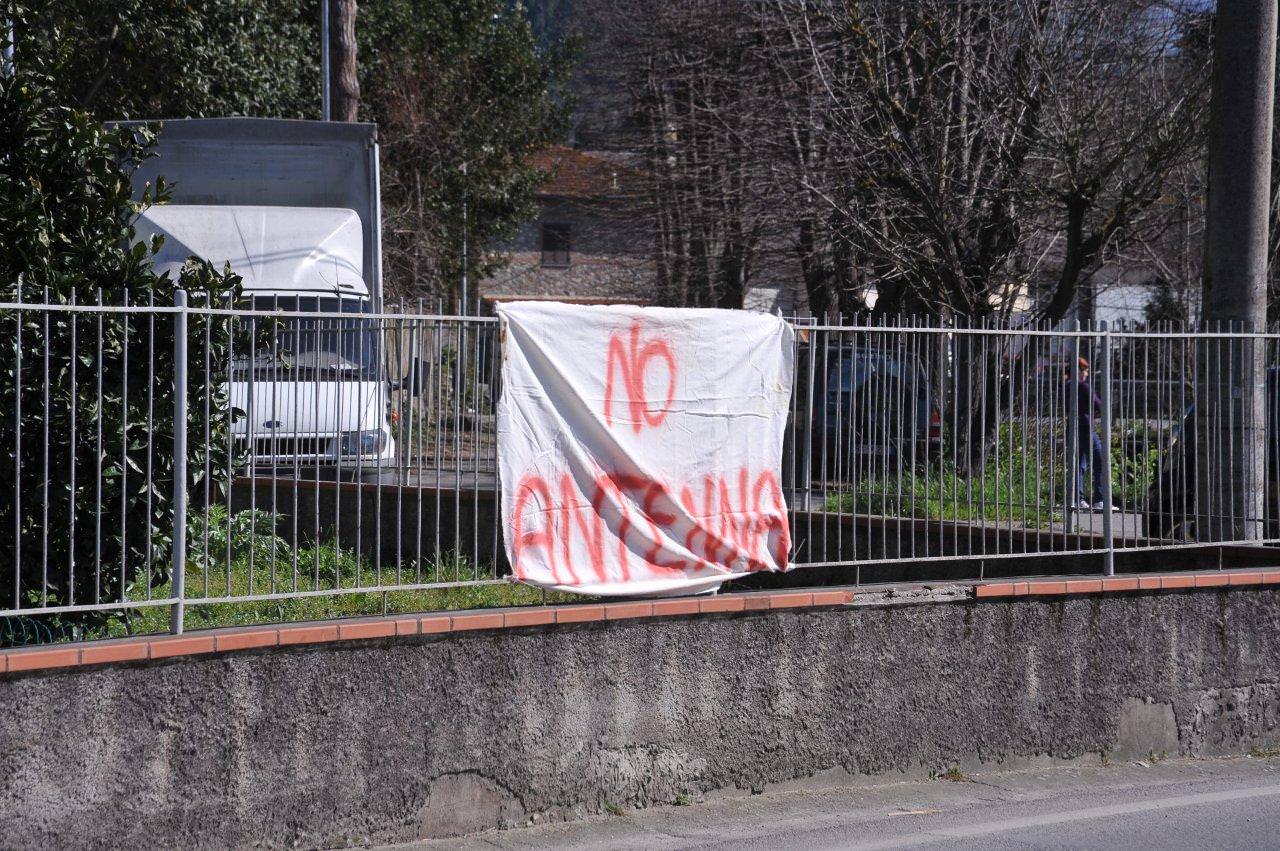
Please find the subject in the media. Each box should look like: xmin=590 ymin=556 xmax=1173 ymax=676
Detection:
xmin=3 ymin=569 xmax=1278 ymax=676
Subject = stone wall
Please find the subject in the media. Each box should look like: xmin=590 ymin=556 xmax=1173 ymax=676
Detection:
xmin=483 ymin=199 xmax=657 ymax=303
xmin=1 ymin=585 xmax=1278 ymax=849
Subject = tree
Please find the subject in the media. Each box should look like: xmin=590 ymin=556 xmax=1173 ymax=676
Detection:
xmin=10 ymin=0 xmax=576 ymax=305
xmin=10 ymin=0 xmax=319 ymax=119
xmin=330 ymin=0 xmax=360 ymax=122
xmin=1030 ymin=1 xmax=1209 ymax=322
xmin=0 ymin=21 xmax=243 ymax=626
xmin=584 ymin=0 xmax=1206 ymax=322
xmin=580 ymin=0 xmax=780 ymax=309
xmin=1144 ymin=276 xmax=1192 ymax=324
xmin=773 ymin=0 xmax=1208 ymax=324
xmin=358 ymin=0 xmax=576 ymax=303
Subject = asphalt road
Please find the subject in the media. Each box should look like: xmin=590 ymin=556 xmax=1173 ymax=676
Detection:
xmin=389 ymin=755 xmax=1280 ymax=850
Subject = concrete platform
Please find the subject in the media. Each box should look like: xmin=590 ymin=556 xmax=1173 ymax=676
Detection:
xmin=396 ymin=756 xmax=1280 ymax=850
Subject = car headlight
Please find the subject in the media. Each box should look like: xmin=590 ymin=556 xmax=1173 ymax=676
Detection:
xmin=338 ymin=429 xmax=386 ymax=456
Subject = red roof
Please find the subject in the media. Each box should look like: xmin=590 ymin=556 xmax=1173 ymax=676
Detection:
xmin=529 ymin=146 xmax=642 ymax=201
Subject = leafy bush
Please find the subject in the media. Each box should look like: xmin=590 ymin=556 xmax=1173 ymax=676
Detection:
xmin=187 ymin=505 xmax=368 ymax=591
xmin=0 ymin=25 xmax=242 ymax=620
xmin=825 ymin=420 xmax=1161 ymax=523
xmin=188 ymin=506 xmax=289 ymax=575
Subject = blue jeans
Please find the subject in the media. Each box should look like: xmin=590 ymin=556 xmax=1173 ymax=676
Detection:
xmin=1072 ymin=431 xmax=1107 ymax=504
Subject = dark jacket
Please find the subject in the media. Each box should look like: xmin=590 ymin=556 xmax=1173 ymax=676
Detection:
xmin=1065 ymin=379 xmax=1101 ymax=433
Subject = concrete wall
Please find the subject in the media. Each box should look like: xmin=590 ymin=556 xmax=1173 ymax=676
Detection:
xmin=230 ymin=476 xmax=503 ymax=571
xmin=3 ymin=586 xmax=1279 ymax=849
xmin=230 ymin=477 xmax=1274 ymax=584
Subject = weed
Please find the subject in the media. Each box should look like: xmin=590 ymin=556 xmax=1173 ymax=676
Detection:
xmin=1249 ymin=746 xmax=1280 ymax=758
xmin=604 ymin=801 xmax=625 ymax=816
xmin=930 ymin=764 xmax=969 ymax=782
xmin=674 ymin=793 xmax=692 ymax=807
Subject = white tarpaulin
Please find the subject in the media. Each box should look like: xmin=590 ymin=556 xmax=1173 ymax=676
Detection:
xmin=497 ymin=301 xmax=795 ymax=596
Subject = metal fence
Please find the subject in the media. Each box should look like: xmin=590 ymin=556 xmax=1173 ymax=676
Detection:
xmin=786 ymin=317 xmax=1276 ymax=580
xmin=1 ymin=296 xmax=1276 ymax=637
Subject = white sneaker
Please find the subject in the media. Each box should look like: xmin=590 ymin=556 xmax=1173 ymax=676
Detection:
xmin=1075 ymin=499 xmax=1092 ymax=510
xmin=1091 ymin=501 xmax=1116 ymax=511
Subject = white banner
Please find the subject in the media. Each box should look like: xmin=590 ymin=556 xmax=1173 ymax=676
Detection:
xmin=497 ymin=301 xmax=795 ymax=596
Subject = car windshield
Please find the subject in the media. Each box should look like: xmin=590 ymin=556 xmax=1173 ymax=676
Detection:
xmin=240 ymin=296 xmax=380 ymax=379
xmin=828 ymin=352 xmax=879 ymax=395
xmin=826 ymin=349 xmax=920 ymax=396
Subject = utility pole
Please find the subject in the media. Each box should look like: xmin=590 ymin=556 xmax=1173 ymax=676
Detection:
xmin=1198 ymin=0 xmax=1276 ymax=541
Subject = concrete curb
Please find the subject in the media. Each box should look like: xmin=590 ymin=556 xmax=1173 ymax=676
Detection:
xmin=4 ymin=568 xmax=1278 ymax=675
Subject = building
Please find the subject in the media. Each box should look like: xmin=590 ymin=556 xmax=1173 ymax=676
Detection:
xmin=481 ymin=146 xmax=657 ymax=306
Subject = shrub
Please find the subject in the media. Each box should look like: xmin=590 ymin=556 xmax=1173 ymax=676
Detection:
xmin=0 ymin=23 xmax=242 ymax=622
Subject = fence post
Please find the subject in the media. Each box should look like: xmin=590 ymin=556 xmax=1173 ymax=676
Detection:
xmin=170 ymin=290 xmax=188 ymax=634
xmin=1099 ymin=321 xmax=1115 ymax=576
xmin=1067 ymin=321 xmax=1081 ymax=529
xmin=802 ymin=319 xmax=815 ymax=497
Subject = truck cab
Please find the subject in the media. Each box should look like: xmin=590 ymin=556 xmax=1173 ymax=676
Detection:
xmin=117 ymin=118 xmax=396 ymax=482
xmin=134 ymin=204 xmax=395 ymax=480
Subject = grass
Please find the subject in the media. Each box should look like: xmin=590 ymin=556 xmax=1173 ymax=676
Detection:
xmin=82 ymin=505 xmax=590 ymax=640
xmin=825 ymin=466 xmax=1061 ymax=527
xmin=108 ymin=576 xmax=569 ymax=639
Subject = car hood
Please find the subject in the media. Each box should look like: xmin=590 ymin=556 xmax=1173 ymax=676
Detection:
xmin=229 ymin=379 xmax=387 ymax=437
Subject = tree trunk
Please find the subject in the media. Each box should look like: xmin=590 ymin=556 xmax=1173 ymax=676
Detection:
xmin=949 ymin=318 xmax=1006 ymax=476
xmin=797 ymin=218 xmax=833 ymax=317
xmin=330 ymin=0 xmax=359 ymax=122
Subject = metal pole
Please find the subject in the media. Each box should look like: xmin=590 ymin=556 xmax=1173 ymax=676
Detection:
xmin=803 ymin=320 xmax=815 ymax=499
xmin=456 ymin=163 xmax=469 ymax=408
xmin=170 ymin=290 xmax=188 ymax=634
xmin=460 ymin=161 xmax=469 ymax=313
xmin=1099 ymin=322 xmax=1115 ymax=576
xmin=321 ymin=0 xmax=331 ymax=121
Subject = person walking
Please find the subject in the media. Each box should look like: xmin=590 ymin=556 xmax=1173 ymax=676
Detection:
xmin=1064 ymin=357 xmax=1113 ymax=511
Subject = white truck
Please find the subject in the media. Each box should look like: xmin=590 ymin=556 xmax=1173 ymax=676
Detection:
xmin=120 ymin=118 xmax=399 ymax=482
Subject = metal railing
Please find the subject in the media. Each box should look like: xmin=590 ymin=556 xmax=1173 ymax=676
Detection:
xmin=1 ymin=296 xmax=1276 ymax=638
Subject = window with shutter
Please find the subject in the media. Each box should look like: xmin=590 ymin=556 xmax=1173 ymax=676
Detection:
xmin=541 ymin=223 xmax=571 ymax=268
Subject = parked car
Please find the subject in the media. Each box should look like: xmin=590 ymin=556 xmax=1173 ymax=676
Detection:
xmin=801 ymin=341 xmax=943 ymax=480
